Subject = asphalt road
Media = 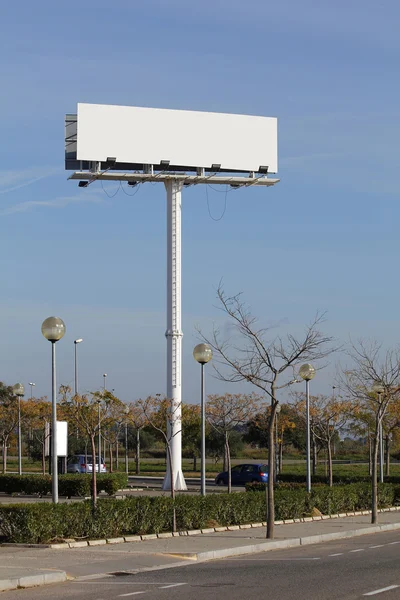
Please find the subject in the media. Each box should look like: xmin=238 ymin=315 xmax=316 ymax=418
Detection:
xmin=4 ymin=530 xmax=400 ymax=600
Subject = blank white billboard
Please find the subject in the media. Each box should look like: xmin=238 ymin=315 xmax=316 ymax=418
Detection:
xmin=76 ymin=103 xmax=278 ymax=173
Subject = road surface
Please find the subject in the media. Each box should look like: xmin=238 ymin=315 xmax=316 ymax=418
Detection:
xmin=3 ymin=530 xmax=400 ymax=599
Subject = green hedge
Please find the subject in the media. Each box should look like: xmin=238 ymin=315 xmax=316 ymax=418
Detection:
xmin=0 ymin=483 xmax=399 ymax=544
xmin=0 ymin=474 xmax=128 ymax=497
xmin=274 ymin=474 xmax=400 ymax=485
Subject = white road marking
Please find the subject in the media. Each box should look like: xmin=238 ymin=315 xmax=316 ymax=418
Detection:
xmin=118 ymin=593 xmax=147 ymax=598
xmin=388 ymin=541 xmax=400 ymax=545
xmin=329 ymin=553 xmax=343 ymax=556
xmin=370 ymin=545 xmax=384 ymax=548
xmin=226 ymin=557 xmax=320 ymax=561
xmin=350 ymin=549 xmax=365 ymax=553
xmin=159 ymin=584 xmax=187 ymax=589
xmin=363 ymin=585 xmax=400 ymax=596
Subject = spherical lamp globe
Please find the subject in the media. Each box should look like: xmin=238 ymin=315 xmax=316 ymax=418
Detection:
xmin=372 ymin=382 xmax=384 ymax=395
xmin=193 ymin=343 xmax=213 ymax=365
xmin=41 ymin=317 xmax=66 ymax=342
xmin=13 ymin=383 xmax=25 ymax=397
xmin=299 ymin=363 xmax=316 ymax=382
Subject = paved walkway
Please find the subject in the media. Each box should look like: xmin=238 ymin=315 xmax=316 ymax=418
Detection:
xmin=1 ymin=509 xmax=400 ymax=592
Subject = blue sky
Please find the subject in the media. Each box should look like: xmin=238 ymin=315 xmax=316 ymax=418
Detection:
xmin=1 ymin=0 xmax=400 ymax=404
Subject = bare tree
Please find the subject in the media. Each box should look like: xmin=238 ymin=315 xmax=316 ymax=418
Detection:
xmin=0 ymin=383 xmax=19 ymax=474
xmin=136 ymin=395 xmax=182 ymax=532
xmin=199 ymin=284 xmax=335 ymax=538
xmin=295 ymin=393 xmax=352 ymax=486
xmin=126 ymin=401 xmax=148 ymax=475
xmin=341 ymin=340 xmax=400 ymax=523
xmin=206 ymin=393 xmax=260 ymax=492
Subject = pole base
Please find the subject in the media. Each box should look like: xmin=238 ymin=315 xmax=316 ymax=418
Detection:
xmin=162 ymin=469 xmax=187 ymax=491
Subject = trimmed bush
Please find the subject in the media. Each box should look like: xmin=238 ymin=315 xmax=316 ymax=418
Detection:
xmin=0 ymin=474 xmax=128 ymax=497
xmin=0 ymin=483 xmax=399 ymax=544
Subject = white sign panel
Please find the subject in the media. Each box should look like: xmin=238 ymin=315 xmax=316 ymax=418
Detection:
xmin=76 ymin=103 xmax=278 ymax=173
xmin=44 ymin=421 xmax=68 ymax=457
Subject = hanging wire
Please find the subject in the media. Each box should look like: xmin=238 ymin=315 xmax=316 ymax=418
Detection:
xmin=120 ymin=182 xmax=142 ymax=197
xmin=101 ymin=180 xmax=121 ymax=198
xmin=206 ymin=185 xmax=228 ymax=221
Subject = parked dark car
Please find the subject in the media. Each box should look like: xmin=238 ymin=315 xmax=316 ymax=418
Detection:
xmin=215 ymin=463 xmax=268 ymax=486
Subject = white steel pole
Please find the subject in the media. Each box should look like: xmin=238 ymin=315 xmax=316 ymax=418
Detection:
xmin=163 ymin=180 xmax=187 ymax=491
xmin=306 ymin=379 xmax=311 ymax=494
xmin=51 ymin=342 xmax=58 ymax=503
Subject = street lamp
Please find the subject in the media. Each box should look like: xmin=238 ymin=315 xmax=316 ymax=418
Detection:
xmin=124 ymin=406 xmax=130 ymax=476
xmin=299 ymin=363 xmax=316 ymax=494
xmin=193 ymin=343 xmax=213 ymax=496
xmin=96 ymin=398 xmax=102 ymax=474
xmin=275 ymin=403 xmax=282 ymax=481
xmin=41 ymin=316 xmax=66 ymax=503
xmin=13 ymin=383 xmax=25 ymax=476
xmin=29 ymin=382 xmax=36 ymax=399
xmin=103 ymin=374 xmax=107 ymax=392
xmin=372 ymin=382 xmax=385 ymax=483
xmin=74 ymin=339 xmax=83 ymax=396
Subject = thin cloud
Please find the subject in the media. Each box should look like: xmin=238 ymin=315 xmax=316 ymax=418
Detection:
xmin=0 ymin=167 xmax=60 ymax=194
xmin=0 ymin=190 xmax=105 ymax=216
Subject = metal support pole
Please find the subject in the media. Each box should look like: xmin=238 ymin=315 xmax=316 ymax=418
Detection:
xmin=201 ymin=363 xmax=206 ymax=496
xmin=306 ymin=379 xmax=311 ymax=494
xmin=51 ymin=342 xmax=58 ymax=503
xmin=125 ymin=421 xmax=129 ymax=475
xmin=275 ymin=412 xmax=279 ymax=480
xmin=379 ymin=416 xmax=384 ymax=484
xmin=18 ymin=396 xmax=22 ymax=476
xmin=163 ymin=179 xmax=187 ymax=491
xmin=74 ymin=343 xmax=78 ymax=396
xmin=98 ymin=402 xmax=101 ymax=474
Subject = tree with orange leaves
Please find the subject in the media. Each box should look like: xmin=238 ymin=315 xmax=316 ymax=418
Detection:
xmin=206 ymin=393 xmax=260 ymax=493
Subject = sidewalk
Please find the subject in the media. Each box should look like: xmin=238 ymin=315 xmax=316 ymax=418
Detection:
xmin=1 ymin=509 xmax=399 ymax=592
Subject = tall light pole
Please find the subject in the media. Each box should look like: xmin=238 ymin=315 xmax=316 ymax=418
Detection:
xmin=74 ymin=339 xmax=83 ymax=396
xmin=103 ymin=374 xmax=107 ymax=392
xmin=96 ymin=399 xmax=102 ymax=474
xmin=372 ymin=382 xmax=385 ymax=483
xmin=41 ymin=316 xmax=66 ymax=503
xmin=13 ymin=383 xmax=25 ymax=476
xmin=299 ymin=363 xmax=316 ymax=494
xmin=193 ymin=343 xmax=213 ymax=496
xmin=124 ymin=406 xmax=129 ymax=475
xmin=29 ymin=382 xmax=35 ymax=399
xmin=275 ymin=403 xmax=281 ymax=481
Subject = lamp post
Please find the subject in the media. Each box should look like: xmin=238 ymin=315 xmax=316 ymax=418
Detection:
xmin=299 ymin=363 xmax=316 ymax=493
xmin=41 ymin=317 xmax=66 ymax=503
xmin=74 ymin=339 xmax=83 ymax=396
xmin=13 ymin=383 xmax=25 ymax=476
xmin=124 ymin=406 xmax=129 ymax=475
xmin=193 ymin=343 xmax=213 ymax=496
xmin=275 ymin=403 xmax=281 ymax=481
xmin=372 ymin=382 xmax=385 ymax=483
xmin=96 ymin=399 xmax=102 ymax=474
xmin=29 ymin=382 xmax=35 ymax=399
xmin=103 ymin=374 xmax=107 ymax=392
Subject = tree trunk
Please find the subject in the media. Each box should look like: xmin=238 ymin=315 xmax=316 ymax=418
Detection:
xmin=2 ymin=440 xmax=7 ymax=474
xmin=327 ymin=440 xmax=333 ymax=487
xmin=166 ymin=442 xmax=176 ymax=533
xmin=109 ymin=444 xmax=113 ymax=473
xmin=368 ymin=433 xmax=372 ymax=477
xmin=266 ymin=398 xmax=277 ymax=539
xmin=225 ymin=433 xmax=232 ymax=493
xmin=90 ymin=434 xmax=97 ymax=509
xmin=135 ymin=429 xmax=140 ymax=475
xmin=312 ymin=433 xmax=317 ymax=476
xmin=116 ymin=440 xmax=119 ymax=470
xmin=371 ymin=425 xmax=380 ymax=524
xmin=42 ymin=441 xmax=46 ymax=475
xmin=279 ymin=440 xmax=283 ymax=474
xmin=385 ymin=435 xmax=390 ymax=477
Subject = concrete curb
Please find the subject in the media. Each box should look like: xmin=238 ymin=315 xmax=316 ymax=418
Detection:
xmin=167 ymin=521 xmax=400 ymax=563
xmin=0 ymin=571 xmax=67 ymax=592
xmin=2 ymin=507 xmax=399 ymax=550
